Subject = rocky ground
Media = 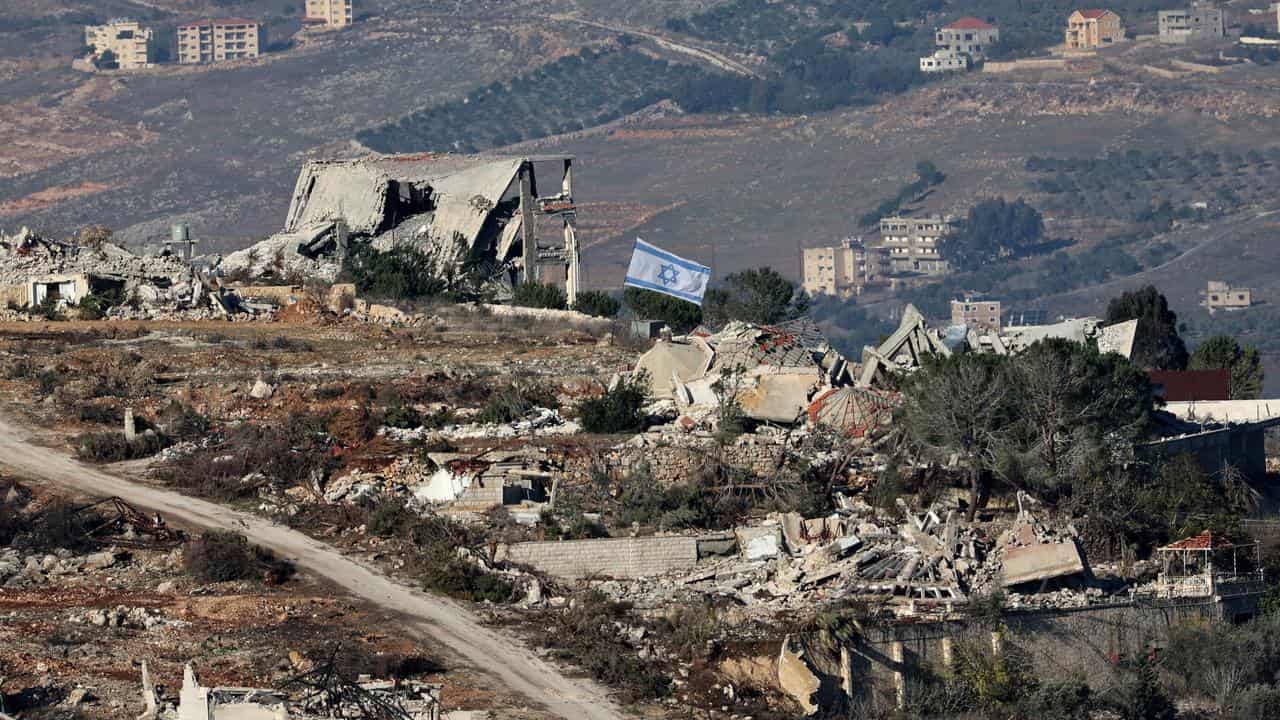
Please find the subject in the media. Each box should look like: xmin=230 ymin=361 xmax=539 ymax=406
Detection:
xmin=0 ymin=477 xmax=524 ymax=720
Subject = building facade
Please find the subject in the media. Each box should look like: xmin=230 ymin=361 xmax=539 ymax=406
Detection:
xmin=950 ymin=297 xmax=1002 ymax=332
xmin=802 ymin=238 xmax=881 ymax=298
xmin=921 ymin=17 xmax=999 ymax=73
xmin=879 ymin=216 xmax=951 ymax=276
xmin=1065 ymin=9 xmax=1125 ymax=49
xmin=84 ymin=20 xmax=155 ymax=69
xmin=176 ymin=19 xmax=263 ymax=64
xmin=305 ymin=0 xmax=354 ymax=28
xmin=1158 ymin=6 xmax=1225 ymax=43
xmin=1203 ymin=280 xmax=1252 ymax=310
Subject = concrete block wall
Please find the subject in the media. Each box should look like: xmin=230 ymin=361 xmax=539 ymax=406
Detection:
xmin=499 ymin=536 xmax=700 ymax=579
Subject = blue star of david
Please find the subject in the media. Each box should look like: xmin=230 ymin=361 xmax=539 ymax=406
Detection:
xmin=657 ymin=264 xmax=680 ymax=287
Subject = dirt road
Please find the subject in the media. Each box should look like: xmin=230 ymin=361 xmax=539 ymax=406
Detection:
xmin=0 ymin=413 xmax=625 ymax=720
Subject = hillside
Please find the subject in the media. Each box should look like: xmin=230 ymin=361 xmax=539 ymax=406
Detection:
xmin=4 ymin=0 xmax=1280 ymax=383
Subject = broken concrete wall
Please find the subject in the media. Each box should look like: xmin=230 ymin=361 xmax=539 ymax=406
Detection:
xmin=498 ymin=535 xmax=710 ymax=580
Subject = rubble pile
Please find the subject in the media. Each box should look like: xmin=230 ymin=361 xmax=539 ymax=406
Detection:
xmin=560 ymin=495 xmax=1097 ymax=620
xmin=0 ymin=226 xmax=246 ymax=319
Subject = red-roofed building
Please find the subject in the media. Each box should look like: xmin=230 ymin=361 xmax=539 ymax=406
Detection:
xmin=1148 ymin=369 xmax=1231 ymax=402
xmin=1065 ymin=9 xmax=1124 ymax=49
xmin=177 ymin=18 xmax=263 ymax=64
xmin=922 ymin=16 xmax=999 ymax=73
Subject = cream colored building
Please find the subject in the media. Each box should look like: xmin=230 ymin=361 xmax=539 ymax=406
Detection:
xmin=1065 ymin=9 xmax=1124 ymax=49
xmin=84 ymin=20 xmax=155 ymax=69
xmin=879 ymin=216 xmax=952 ymax=276
xmin=802 ymin=238 xmax=881 ymax=298
xmin=177 ymin=19 xmax=263 ymax=64
xmin=1203 ymin=281 xmax=1252 ymax=310
xmin=305 ymin=0 xmax=354 ymax=28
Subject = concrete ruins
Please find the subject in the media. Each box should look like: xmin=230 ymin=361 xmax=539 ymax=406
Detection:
xmin=627 ymin=318 xmax=865 ymax=431
xmin=856 ymin=304 xmax=1140 ymax=388
xmin=219 ymin=153 xmax=582 ymax=302
xmin=144 ymin=662 xmax=441 ymax=720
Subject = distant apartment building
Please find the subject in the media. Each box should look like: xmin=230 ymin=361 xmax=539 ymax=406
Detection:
xmin=305 ymin=0 xmax=354 ymax=28
xmin=1158 ymin=6 xmax=1225 ymax=43
xmin=84 ymin=19 xmax=155 ymax=69
xmin=802 ymin=238 xmax=882 ymax=298
xmin=951 ymin=297 xmax=1002 ymax=332
xmin=177 ymin=19 xmax=263 ymax=64
xmin=921 ymin=17 xmax=1001 ymax=72
xmin=1065 ymin=9 xmax=1125 ymax=49
xmin=1203 ymin=280 xmax=1252 ymax=310
xmin=879 ymin=216 xmax=952 ymax=276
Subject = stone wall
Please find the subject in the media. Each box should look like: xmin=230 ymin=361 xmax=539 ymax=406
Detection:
xmin=809 ymin=600 xmax=1225 ymax=710
xmin=573 ymin=433 xmax=791 ymax=486
xmin=498 ymin=535 xmax=705 ymax=580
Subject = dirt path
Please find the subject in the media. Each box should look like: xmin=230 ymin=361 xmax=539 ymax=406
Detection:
xmin=550 ymin=14 xmax=762 ymax=78
xmin=0 ymin=413 xmax=625 ymax=720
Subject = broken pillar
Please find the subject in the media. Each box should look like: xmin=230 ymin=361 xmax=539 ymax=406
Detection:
xmin=891 ymin=640 xmax=906 ymax=710
xmin=124 ymin=408 xmax=136 ymax=442
xmin=778 ymin=634 xmax=821 ymax=716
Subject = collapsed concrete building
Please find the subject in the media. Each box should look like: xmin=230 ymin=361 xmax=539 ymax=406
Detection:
xmin=219 ymin=154 xmax=582 ymax=302
xmin=629 ymin=319 xmax=871 ymax=431
xmin=142 ymin=662 xmax=441 ymax=720
xmin=0 ymin=228 xmax=205 ymax=311
xmin=856 ymin=304 xmax=1140 ymax=388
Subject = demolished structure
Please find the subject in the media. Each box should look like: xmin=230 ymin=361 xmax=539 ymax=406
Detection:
xmin=0 ymin=227 xmax=258 ymax=318
xmin=219 ymin=154 xmax=582 ymax=302
xmin=856 ymin=304 xmax=1140 ymax=388
xmin=149 ymin=663 xmax=441 ymax=720
xmin=629 ymin=318 xmax=872 ymax=431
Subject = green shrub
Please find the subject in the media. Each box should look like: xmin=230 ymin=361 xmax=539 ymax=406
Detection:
xmin=77 ymin=289 xmax=123 ymax=320
xmin=1109 ymin=658 xmax=1175 ymax=720
xmin=75 ymin=431 xmax=169 ymax=463
xmin=511 ymin=282 xmax=567 ymax=310
xmin=538 ymin=590 xmax=670 ymax=702
xmin=578 ymin=373 xmax=648 ymax=434
xmin=77 ymin=404 xmax=123 ymax=425
xmin=1230 ymin=685 xmax=1280 ymax=720
xmin=183 ymin=530 xmax=294 ymax=584
xmin=367 ymin=500 xmax=413 ymax=538
xmin=477 ymin=382 xmax=558 ymax=424
xmin=572 ymin=290 xmax=620 ymax=318
xmin=159 ymin=402 xmax=210 ymax=440
xmin=421 ymin=558 xmax=513 ymax=603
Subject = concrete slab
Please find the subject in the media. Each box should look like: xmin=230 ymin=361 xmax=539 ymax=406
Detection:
xmin=1001 ymin=542 xmax=1086 ymax=587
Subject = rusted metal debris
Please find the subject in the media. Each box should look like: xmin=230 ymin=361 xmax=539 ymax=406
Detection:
xmin=78 ymin=497 xmax=187 ymax=548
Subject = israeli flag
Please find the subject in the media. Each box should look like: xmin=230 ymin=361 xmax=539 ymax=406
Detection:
xmin=623 ymin=238 xmax=712 ymax=306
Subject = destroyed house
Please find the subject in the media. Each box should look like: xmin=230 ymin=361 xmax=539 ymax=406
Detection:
xmin=233 ymin=153 xmax=581 ymax=300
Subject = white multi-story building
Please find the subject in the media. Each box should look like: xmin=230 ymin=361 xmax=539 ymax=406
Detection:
xmin=920 ymin=17 xmax=999 ymax=73
xmin=84 ymin=19 xmax=155 ymax=69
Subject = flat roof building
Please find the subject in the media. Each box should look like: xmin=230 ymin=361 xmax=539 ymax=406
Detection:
xmin=305 ymin=0 xmax=354 ymax=28
xmin=1158 ymin=6 xmax=1225 ymax=44
xmin=802 ymin=238 xmax=881 ymax=299
xmin=951 ymin=297 xmax=1001 ymax=332
xmin=84 ymin=19 xmax=155 ymax=69
xmin=879 ymin=216 xmax=951 ymax=276
xmin=921 ymin=17 xmax=999 ymax=73
xmin=177 ymin=19 xmax=263 ymax=64
xmin=1203 ymin=280 xmax=1252 ymax=310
